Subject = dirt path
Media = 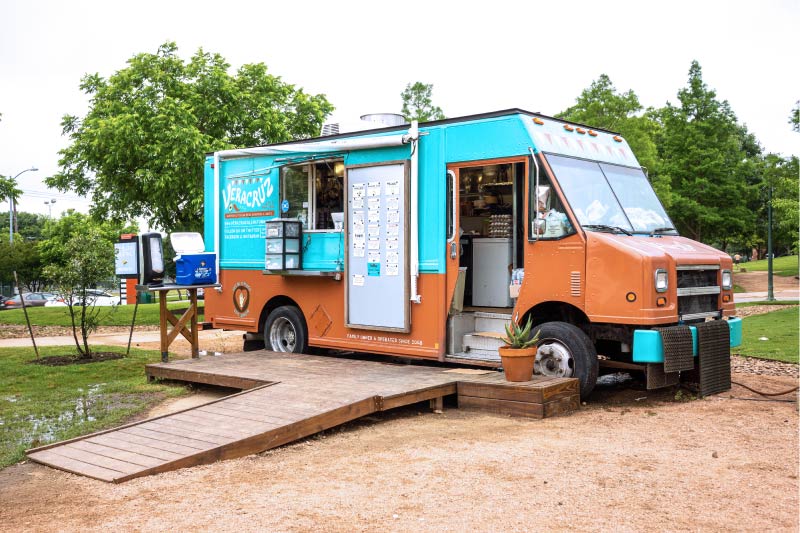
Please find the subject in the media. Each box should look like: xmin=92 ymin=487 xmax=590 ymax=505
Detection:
xmin=0 ymin=372 xmax=796 ymax=532
xmin=734 ymin=271 xmax=798 ymax=292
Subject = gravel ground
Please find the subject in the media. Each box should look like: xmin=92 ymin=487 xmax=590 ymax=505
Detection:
xmin=0 ymin=372 xmax=797 ymax=532
xmin=0 ymin=305 xmax=796 ymax=531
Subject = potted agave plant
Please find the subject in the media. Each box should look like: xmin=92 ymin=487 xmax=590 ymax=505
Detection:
xmin=498 ymin=317 xmax=541 ymax=382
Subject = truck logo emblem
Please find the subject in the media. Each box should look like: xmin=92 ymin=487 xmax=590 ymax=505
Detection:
xmin=232 ymin=282 xmax=251 ymax=317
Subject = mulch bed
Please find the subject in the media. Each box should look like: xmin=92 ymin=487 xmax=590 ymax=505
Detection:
xmin=28 ymin=352 xmax=126 ymax=366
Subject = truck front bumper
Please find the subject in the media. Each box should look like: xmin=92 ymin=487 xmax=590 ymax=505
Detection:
xmin=632 ymin=317 xmax=742 ymax=363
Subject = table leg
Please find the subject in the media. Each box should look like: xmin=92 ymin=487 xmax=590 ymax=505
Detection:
xmin=190 ymin=289 xmax=199 ymax=358
xmin=159 ymin=291 xmax=169 ymax=362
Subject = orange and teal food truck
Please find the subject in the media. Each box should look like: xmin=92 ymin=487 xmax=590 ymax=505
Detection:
xmin=202 ymin=109 xmax=742 ymax=398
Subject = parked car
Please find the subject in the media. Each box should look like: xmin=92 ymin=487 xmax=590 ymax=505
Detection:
xmin=45 ymin=290 xmax=121 ymax=307
xmin=2 ymin=292 xmax=58 ymax=310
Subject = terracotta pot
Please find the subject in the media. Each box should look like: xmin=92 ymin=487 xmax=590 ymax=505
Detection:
xmin=498 ymin=346 xmax=538 ymax=382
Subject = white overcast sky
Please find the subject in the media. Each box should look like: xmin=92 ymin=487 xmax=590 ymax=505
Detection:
xmin=1 ymin=0 xmax=797 ymax=220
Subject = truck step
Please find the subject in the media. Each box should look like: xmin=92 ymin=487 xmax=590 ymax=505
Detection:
xmin=462 ymin=331 xmax=505 ymax=357
xmin=473 ymin=312 xmax=513 ymax=335
xmin=450 ymin=351 xmax=502 ymax=363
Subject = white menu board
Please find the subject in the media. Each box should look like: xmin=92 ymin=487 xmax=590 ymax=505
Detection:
xmin=345 ymin=161 xmax=409 ymax=332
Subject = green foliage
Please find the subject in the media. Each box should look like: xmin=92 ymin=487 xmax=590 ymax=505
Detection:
xmin=502 ymin=317 xmax=541 ymax=349
xmin=0 ymin=344 xmax=188 ymax=467
xmin=654 ymin=61 xmax=760 ymax=247
xmin=735 ymin=307 xmax=799 ymax=363
xmin=0 ymin=211 xmax=49 ymax=242
xmin=762 ymin=155 xmax=799 ymax=255
xmin=0 ymin=175 xmax=22 ymax=203
xmin=0 ymin=235 xmax=45 ymax=292
xmin=44 ymin=228 xmax=117 ymax=357
xmin=38 ymin=209 xmax=136 ymax=268
xmin=557 ymin=74 xmax=660 ymax=175
xmin=401 ymin=82 xmax=445 ymax=123
xmin=48 ymin=41 xmax=334 ymax=233
xmin=791 ymin=101 xmax=799 ymax=133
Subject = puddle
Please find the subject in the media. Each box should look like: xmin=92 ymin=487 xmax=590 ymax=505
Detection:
xmin=18 ymin=384 xmax=106 ymax=443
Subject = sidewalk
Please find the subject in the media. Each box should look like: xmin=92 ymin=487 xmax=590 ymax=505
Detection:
xmin=735 ymin=288 xmax=800 ymax=303
xmin=0 ymin=328 xmax=246 ymax=355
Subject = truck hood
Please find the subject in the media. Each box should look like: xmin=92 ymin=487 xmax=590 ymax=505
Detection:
xmin=587 ymin=233 xmax=730 ymax=265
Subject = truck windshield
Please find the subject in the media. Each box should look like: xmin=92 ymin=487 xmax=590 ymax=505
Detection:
xmin=545 ymin=154 xmax=675 ymax=234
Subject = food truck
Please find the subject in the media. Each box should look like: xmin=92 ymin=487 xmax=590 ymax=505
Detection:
xmin=202 ymin=109 xmax=742 ymax=397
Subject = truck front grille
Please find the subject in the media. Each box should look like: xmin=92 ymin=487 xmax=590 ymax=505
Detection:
xmin=676 ymin=265 xmax=720 ymax=322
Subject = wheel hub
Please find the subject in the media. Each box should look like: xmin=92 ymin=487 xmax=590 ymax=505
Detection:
xmin=534 ymin=341 xmax=574 ymax=378
xmin=270 ymin=317 xmax=297 ymax=352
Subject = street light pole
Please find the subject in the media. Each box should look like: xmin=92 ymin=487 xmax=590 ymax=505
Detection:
xmin=44 ymin=199 xmax=56 ymax=218
xmin=767 ymin=184 xmax=775 ymax=302
xmin=7 ymin=167 xmax=38 ymax=243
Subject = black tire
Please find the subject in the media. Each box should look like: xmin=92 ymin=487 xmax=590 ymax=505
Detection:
xmin=263 ymin=305 xmax=308 ymax=354
xmin=533 ymin=321 xmax=598 ymax=399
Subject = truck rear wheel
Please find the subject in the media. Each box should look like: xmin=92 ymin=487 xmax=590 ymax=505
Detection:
xmin=264 ymin=306 xmax=308 ymax=354
xmin=533 ymin=321 xmax=598 ymax=399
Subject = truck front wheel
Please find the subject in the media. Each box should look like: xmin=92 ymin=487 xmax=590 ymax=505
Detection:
xmin=533 ymin=321 xmax=598 ymax=399
xmin=263 ymin=306 xmax=308 ymax=354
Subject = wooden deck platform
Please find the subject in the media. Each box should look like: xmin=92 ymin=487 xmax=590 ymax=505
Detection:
xmin=27 ymin=352 xmax=578 ymax=483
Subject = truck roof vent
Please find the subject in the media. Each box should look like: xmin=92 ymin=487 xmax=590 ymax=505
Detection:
xmin=321 ymin=123 xmax=340 ymax=136
xmin=321 ymin=113 xmax=407 ymax=136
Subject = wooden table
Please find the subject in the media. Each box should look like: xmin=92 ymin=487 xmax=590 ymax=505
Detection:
xmin=137 ymin=283 xmax=219 ymax=362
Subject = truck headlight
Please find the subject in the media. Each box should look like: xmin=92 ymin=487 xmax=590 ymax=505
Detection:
xmin=721 ymin=269 xmax=732 ymax=290
xmin=655 ymin=269 xmax=668 ymax=293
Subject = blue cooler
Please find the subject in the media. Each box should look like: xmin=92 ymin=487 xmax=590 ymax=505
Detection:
xmin=171 ymin=232 xmax=217 ymax=285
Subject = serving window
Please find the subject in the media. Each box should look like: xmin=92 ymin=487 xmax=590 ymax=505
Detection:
xmin=280 ymin=159 xmax=345 ymax=230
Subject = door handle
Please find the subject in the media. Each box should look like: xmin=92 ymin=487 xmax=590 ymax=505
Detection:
xmin=450 ymin=241 xmax=457 ymax=259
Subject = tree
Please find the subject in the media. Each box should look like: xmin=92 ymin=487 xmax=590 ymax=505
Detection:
xmin=557 ymin=74 xmax=660 ymax=175
xmin=790 ymin=101 xmax=799 ymax=133
xmin=401 ymin=82 xmax=445 ymax=122
xmin=0 ymin=235 xmax=45 ymax=292
xmin=0 ymin=175 xmax=22 ymax=205
xmin=48 ymin=42 xmax=334 ymax=234
xmin=654 ymin=61 xmax=759 ymax=247
xmin=44 ymin=229 xmax=116 ymax=358
xmin=0 ymin=211 xmax=48 ymax=242
xmin=761 ymin=154 xmax=799 ymax=255
xmin=38 ymin=210 xmax=137 ymax=269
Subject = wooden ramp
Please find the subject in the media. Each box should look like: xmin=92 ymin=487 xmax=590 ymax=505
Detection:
xmin=27 ymin=352 xmax=578 ymax=483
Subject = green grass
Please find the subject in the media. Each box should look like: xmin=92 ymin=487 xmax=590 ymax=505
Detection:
xmin=0 ymin=345 xmax=189 ymax=467
xmin=736 ymin=301 xmax=799 ymax=308
xmin=735 ymin=255 xmax=798 ymax=276
xmin=0 ymin=301 xmax=204 ymax=327
xmin=735 ymin=307 xmax=799 ymax=363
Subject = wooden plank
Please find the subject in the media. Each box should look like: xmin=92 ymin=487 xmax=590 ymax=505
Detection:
xmin=458 ymin=396 xmax=544 ymax=419
xmin=458 ymin=381 xmax=545 ymax=403
xmin=113 ymin=429 xmax=204 ymax=455
xmin=145 ymin=365 xmax=269 ymax=390
xmin=48 ymin=444 xmax=143 ymax=475
xmin=168 ymin=409 xmax=272 ymax=434
xmin=458 ymin=394 xmax=581 ymax=419
xmin=27 ymin=449 xmax=122 ymax=482
xmin=86 ymin=434 xmax=184 ymax=462
xmin=543 ymin=395 xmax=580 ymax=418
xmin=123 ymin=426 xmax=218 ymax=450
xmin=198 ymin=404 xmax=298 ymax=425
xmin=141 ymin=418 xmax=240 ymax=440
xmin=541 ymin=379 xmax=580 ymax=402
xmin=380 ymin=384 xmax=456 ymax=411
xmin=67 ymin=440 xmax=163 ymax=469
